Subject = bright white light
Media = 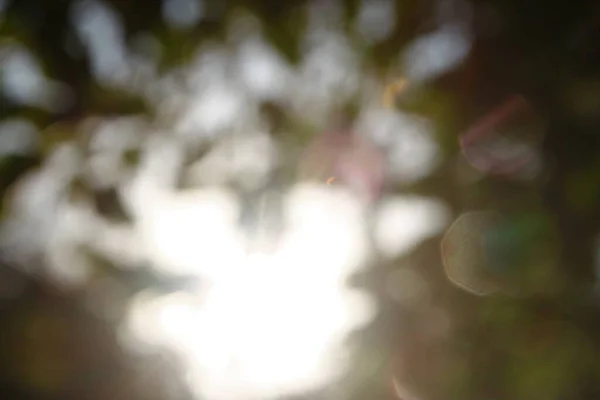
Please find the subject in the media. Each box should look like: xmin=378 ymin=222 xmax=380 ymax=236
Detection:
xmin=374 ymin=195 xmax=450 ymax=258
xmin=123 ymin=183 xmax=376 ymax=400
xmin=142 ymin=189 xmax=245 ymax=279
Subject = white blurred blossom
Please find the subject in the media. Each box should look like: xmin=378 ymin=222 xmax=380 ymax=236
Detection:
xmin=71 ymin=0 xmax=131 ymax=86
xmin=294 ymin=30 xmax=360 ymax=124
xmin=0 ymin=45 xmax=73 ymax=112
xmin=358 ymin=108 xmax=440 ymax=184
xmin=403 ymin=24 xmax=471 ymax=83
xmin=0 ymin=11 xmax=461 ymax=398
xmin=355 ymin=0 xmax=396 ymax=43
xmin=374 ymin=195 xmax=450 ymax=258
xmin=236 ymin=37 xmax=293 ymax=102
xmin=0 ymin=118 xmax=38 ymax=156
xmin=162 ymin=0 xmax=204 ymax=29
xmin=184 ymin=131 xmax=277 ymax=191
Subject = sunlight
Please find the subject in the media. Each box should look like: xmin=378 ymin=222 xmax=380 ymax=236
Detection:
xmin=123 ymin=183 xmax=376 ymax=400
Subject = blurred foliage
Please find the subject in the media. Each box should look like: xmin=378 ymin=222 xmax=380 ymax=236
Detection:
xmin=1 ymin=0 xmax=600 ymax=400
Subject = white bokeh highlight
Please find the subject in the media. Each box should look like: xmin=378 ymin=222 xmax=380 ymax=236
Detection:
xmin=121 ymin=183 xmax=375 ymax=400
xmin=0 ymin=2 xmax=475 ymax=397
xmin=0 ymin=45 xmax=73 ymax=112
xmin=374 ymin=195 xmax=450 ymax=258
xmin=163 ymin=0 xmax=204 ymax=29
xmin=358 ymin=108 xmax=441 ymax=184
xmin=71 ymin=0 xmax=132 ymax=87
xmin=403 ymin=24 xmax=471 ymax=83
xmin=0 ymin=118 xmax=39 ymax=156
xmin=355 ymin=0 xmax=396 ymax=44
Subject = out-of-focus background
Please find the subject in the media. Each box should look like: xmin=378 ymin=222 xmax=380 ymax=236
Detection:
xmin=1 ymin=0 xmax=600 ymax=399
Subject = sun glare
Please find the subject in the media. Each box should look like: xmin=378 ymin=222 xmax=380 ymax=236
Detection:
xmin=123 ymin=183 xmax=377 ymax=400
